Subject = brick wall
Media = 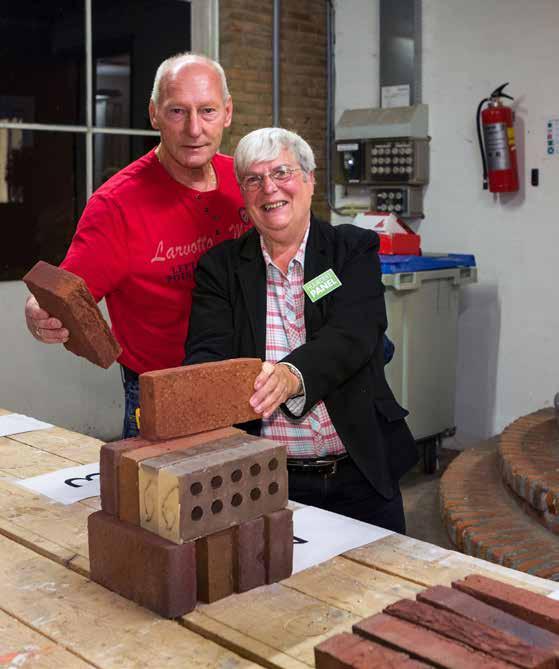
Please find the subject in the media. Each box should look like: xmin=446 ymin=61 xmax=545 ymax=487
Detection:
xmin=219 ymin=0 xmax=329 ymax=219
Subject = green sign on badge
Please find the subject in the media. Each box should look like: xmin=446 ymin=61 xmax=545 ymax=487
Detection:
xmin=303 ymin=269 xmax=342 ymax=303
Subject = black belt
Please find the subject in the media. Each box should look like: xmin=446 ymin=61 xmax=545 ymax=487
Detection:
xmin=121 ymin=364 xmax=139 ymax=383
xmin=286 ymin=453 xmax=349 ymax=477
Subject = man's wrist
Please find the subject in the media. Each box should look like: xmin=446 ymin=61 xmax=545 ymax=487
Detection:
xmin=278 ymin=362 xmax=304 ymax=397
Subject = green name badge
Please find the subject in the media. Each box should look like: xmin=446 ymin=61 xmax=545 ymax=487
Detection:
xmin=303 ymin=269 xmax=342 ymax=303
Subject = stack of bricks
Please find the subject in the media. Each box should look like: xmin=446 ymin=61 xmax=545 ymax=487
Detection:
xmin=88 ymin=358 xmax=294 ymax=618
xmin=315 ymin=574 xmax=559 ymax=668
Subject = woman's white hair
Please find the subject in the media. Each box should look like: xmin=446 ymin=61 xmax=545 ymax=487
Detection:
xmin=150 ymin=52 xmax=229 ymax=105
xmin=234 ymin=128 xmax=316 ymax=180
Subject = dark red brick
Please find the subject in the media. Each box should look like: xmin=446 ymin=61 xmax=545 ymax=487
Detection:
xmin=233 ymin=517 xmax=266 ymax=593
xmin=139 ymin=358 xmax=261 ymax=440
xmin=23 ymin=261 xmax=121 ymax=368
xmin=453 ymin=575 xmax=559 ymax=635
xmin=354 ymin=612 xmax=513 ymax=668
xmin=265 ymin=508 xmax=293 ymax=583
xmin=384 ymin=598 xmax=555 ymax=668
xmin=88 ymin=511 xmax=196 ymax=618
xmin=100 ymin=436 xmax=150 ymax=515
xmin=196 ymin=528 xmax=234 ymax=603
xmin=314 ymin=632 xmax=429 ymax=668
xmin=418 ymin=585 xmax=559 ymax=655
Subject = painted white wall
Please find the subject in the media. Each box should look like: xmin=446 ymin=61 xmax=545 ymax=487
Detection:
xmin=1 ymin=284 xmax=123 ymax=441
xmin=335 ymin=0 xmax=559 ymax=439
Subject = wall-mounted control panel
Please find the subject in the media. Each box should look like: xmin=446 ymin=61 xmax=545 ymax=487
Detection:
xmin=370 ymin=185 xmax=424 ymax=218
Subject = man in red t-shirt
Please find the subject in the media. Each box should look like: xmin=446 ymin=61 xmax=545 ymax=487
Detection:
xmin=24 ymin=53 xmax=250 ymax=437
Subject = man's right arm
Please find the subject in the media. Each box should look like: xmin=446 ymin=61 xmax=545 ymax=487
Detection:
xmin=24 ymin=194 xmax=128 ymax=344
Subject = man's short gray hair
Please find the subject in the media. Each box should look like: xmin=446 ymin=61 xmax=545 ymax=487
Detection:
xmin=234 ymin=128 xmax=316 ymax=180
xmin=151 ymin=52 xmax=230 ymax=105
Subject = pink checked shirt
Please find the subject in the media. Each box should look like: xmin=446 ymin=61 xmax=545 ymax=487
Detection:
xmin=259 ymin=227 xmax=346 ymax=459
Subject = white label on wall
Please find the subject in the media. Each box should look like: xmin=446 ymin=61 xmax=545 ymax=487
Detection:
xmin=381 ymin=84 xmax=410 ymax=108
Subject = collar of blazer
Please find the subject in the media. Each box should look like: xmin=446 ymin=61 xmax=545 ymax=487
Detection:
xmin=235 ymin=215 xmax=334 ymax=356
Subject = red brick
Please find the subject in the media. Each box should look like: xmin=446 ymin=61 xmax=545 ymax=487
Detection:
xmin=265 ymin=508 xmax=293 ymax=583
xmin=100 ymin=436 xmax=151 ymax=515
xmin=314 ymin=632 xmax=429 ymax=668
xmin=418 ymin=585 xmax=559 ymax=654
xmin=233 ymin=517 xmax=266 ymax=593
xmin=139 ymin=358 xmax=261 ymax=440
xmin=354 ymin=613 xmax=513 ymax=668
xmin=453 ymin=575 xmax=559 ymax=634
xmin=118 ymin=427 xmax=243 ymax=525
xmin=196 ymin=528 xmax=234 ymax=603
xmin=23 ymin=261 xmax=121 ymax=368
xmin=88 ymin=511 xmax=196 ymax=618
xmin=384 ymin=598 xmax=555 ymax=668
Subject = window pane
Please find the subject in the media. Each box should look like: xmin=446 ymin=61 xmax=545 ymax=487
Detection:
xmin=93 ymin=133 xmax=159 ymax=190
xmin=0 ymin=130 xmax=85 ymax=280
xmin=93 ymin=0 xmax=191 ymax=129
xmin=0 ymin=2 xmax=85 ymax=126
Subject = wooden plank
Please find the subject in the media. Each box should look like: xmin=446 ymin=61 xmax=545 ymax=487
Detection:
xmin=283 ymin=555 xmax=423 ymax=618
xmin=183 ymin=582 xmax=359 ymax=668
xmin=0 ymin=609 xmax=93 ymax=667
xmin=0 ymin=479 xmax=91 ymax=575
xmin=0 ymin=535 xmax=260 ymax=669
xmin=6 ymin=427 xmax=102 ymax=464
xmin=0 ymin=436 xmax=85 ymax=478
xmin=345 ymin=534 xmax=557 ymax=594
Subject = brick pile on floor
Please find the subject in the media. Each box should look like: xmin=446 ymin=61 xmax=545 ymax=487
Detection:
xmin=440 ymin=409 xmax=559 ymax=580
xmin=315 ymin=573 xmax=559 ymax=668
xmin=88 ymin=358 xmax=293 ymax=618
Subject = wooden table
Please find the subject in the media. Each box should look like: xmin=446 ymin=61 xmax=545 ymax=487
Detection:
xmin=1 ymin=407 xmax=557 ymax=668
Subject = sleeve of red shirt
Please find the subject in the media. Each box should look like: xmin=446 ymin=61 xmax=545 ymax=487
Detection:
xmin=60 ymin=193 xmax=128 ymax=302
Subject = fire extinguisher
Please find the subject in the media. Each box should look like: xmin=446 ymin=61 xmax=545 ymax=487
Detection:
xmin=476 ymin=83 xmax=519 ymax=192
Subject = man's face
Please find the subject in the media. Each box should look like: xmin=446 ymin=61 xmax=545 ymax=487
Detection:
xmin=149 ymin=62 xmax=232 ymax=171
xmin=241 ymin=148 xmax=315 ymax=245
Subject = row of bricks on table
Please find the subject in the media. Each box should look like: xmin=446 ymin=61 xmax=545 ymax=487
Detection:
xmin=316 ymin=575 xmax=559 ymax=668
xmin=88 ymin=507 xmax=293 ymax=618
xmin=100 ymin=427 xmax=289 ymax=544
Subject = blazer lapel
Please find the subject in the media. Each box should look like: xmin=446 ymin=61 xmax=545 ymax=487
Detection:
xmin=237 ymin=230 xmax=267 ymax=360
xmin=303 ymin=217 xmax=333 ymax=334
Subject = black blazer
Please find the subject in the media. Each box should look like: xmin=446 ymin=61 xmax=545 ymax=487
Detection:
xmin=185 ymin=216 xmax=418 ymax=499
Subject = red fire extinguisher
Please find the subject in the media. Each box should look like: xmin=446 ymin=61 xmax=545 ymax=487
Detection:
xmin=477 ymin=83 xmax=519 ymax=192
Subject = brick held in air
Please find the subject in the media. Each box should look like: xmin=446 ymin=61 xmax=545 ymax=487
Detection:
xmin=453 ymin=574 xmax=559 ymax=635
xmin=384 ymin=598 xmax=556 ymax=669
xmin=139 ymin=358 xmax=262 ymax=440
xmin=354 ymin=612 xmax=513 ymax=668
xmin=88 ymin=510 xmax=196 ymax=618
xmin=314 ymin=632 xmax=431 ymax=669
xmin=23 ymin=260 xmax=121 ymax=368
xmin=138 ymin=433 xmax=259 ymax=536
xmin=156 ymin=438 xmax=288 ymax=544
xmin=418 ymin=585 xmax=559 ymax=655
xmin=233 ymin=516 xmax=266 ymax=593
xmin=264 ymin=508 xmax=293 ymax=584
xmin=118 ymin=426 xmax=244 ymax=525
xmin=196 ymin=527 xmax=234 ymax=603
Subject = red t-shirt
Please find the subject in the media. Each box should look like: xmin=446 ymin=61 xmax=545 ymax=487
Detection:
xmin=61 ymin=150 xmax=249 ymax=374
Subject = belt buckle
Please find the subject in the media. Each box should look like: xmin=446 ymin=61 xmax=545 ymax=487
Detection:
xmin=325 ymin=458 xmax=339 ymax=479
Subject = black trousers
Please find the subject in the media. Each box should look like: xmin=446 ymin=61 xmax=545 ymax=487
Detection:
xmin=288 ymin=456 xmax=406 ymax=534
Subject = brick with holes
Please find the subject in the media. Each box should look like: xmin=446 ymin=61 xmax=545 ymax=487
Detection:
xmin=118 ymin=426 xmax=244 ymax=525
xmin=23 ymin=261 xmax=121 ymax=368
xmin=138 ymin=433 xmax=256 ymax=535
xmin=156 ymin=438 xmax=288 ymax=544
xmin=139 ymin=358 xmax=262 ymax=440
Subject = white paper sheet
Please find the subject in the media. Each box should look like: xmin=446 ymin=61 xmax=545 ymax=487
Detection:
xmin=16 ymin=462 xmax=100 ymax=505
xmin=0 ymin=413 xmax=53 ymax=437
xmin=292 ymin=505 xmax=393 ymax=574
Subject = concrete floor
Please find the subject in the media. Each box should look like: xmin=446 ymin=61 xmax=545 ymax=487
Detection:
xmin=400 ymin=446 xmax=458 ymax=550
